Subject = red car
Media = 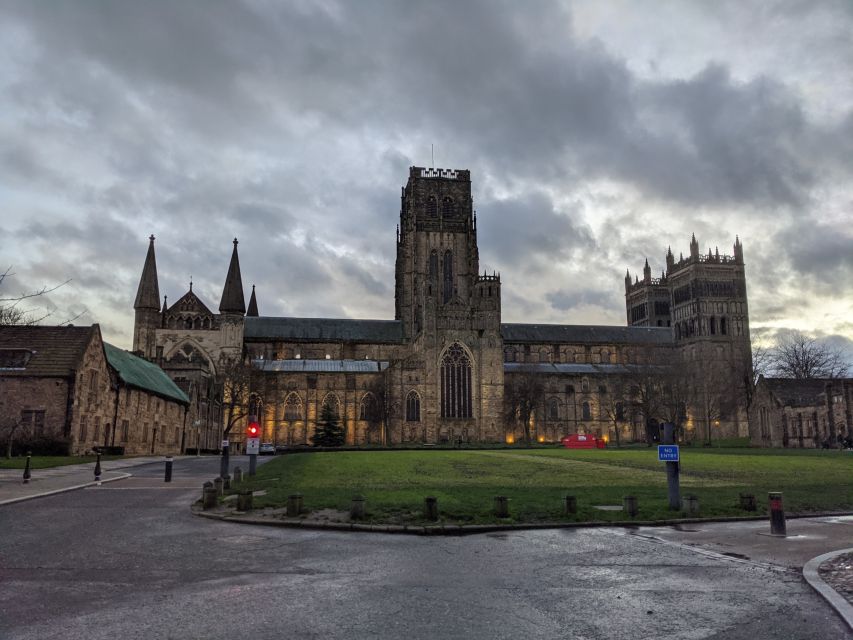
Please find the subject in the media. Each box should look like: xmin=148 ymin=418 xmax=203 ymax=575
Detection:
xmin=561 ymin=434 xmax=606 ymax=449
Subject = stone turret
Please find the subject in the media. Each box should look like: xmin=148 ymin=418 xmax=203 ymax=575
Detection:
xmin=133 ymin=235 xmax=161 ymax=357
xmin=219 ymin=239 xmax=246 ymax=315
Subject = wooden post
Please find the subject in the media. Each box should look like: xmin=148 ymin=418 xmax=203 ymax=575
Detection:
xmin=623 ymin=495 xmax=638 ymax=517
xmin=563 ymin=495 xmax=577 ymax=515
xmin=213 ymin=477 xmax=224 ymax=497
xmin=493 ymin=496 xmax=509 ymax=518
xmin=424 ymin=496 xmax=438 ymax=521
xmin=237 ymin=490 xmax=253 ymax=511
xmin=350 ymin=495 xmax=366 ymax=520
xmin=202 ymin=483 xmax=217 ymax=510
xmin=287 ymin=493 xmax=303 ymax=517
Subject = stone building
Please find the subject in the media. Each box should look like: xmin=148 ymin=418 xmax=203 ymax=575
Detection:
xmin=0 ymin=325 xmax=190 ymax=455
xmin=132 ymin=166 xmax=753 ymax=447
xmin=749 ymin=375 xmax=853 ymax=448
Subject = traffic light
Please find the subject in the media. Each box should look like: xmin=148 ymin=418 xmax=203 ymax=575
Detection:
xmin=246 ymin=422 xmax=260 ymax=438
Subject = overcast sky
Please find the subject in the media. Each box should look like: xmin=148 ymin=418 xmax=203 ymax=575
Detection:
xmin=1 ymin=0 xmax=851 ymax=358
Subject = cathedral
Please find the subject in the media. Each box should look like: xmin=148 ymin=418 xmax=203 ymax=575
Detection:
xmin=132 ymin=167 xmax=753 ymax=449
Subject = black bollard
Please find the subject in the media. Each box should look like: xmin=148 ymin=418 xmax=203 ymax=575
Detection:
xmin=769 ymin=492 xmax=786 ymax=536
xmin=164 ymin=456 xmax=173 ymax=483
xmin=424 ymin=496 xmax=439 ymax=521
xmin=22 ymin=451 xmax=32 ymax=484
xmin=94 ymin=452 xmax=102 ymax=484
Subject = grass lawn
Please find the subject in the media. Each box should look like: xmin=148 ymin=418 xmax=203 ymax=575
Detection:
xmin=0 ymin=455 xmax=121 ymax=470
xmin=232 ymin=447 xmax=853 ymax=525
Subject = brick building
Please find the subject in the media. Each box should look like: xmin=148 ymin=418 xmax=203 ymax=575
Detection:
xmin=0 ymin=325 xmax=191 ymax=455
xmin=131 ymin=166 xmax=755 ymax=447
xmin=749 ymin=375 xmax=853 ymax=448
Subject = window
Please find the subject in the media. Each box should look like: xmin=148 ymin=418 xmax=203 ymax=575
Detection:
xmin=360 ymin=394 xmax=378 ymax=421
xmin=80 ymin=417 xmax=88 ymax=441
xmin=710 ymin=317 xmax=717 ymax=335
xmin=142 ymin=423 xmax=148 ymax=442
xmin=441 ymin=342 xmax=472 ymax=419
xmin=565 ymin=384 xmax=575 ymax=394
xmin=720 ymin=317 xmax=727 ymax=335
xmin=426 ymin=196 xmax=437 ymax=217
xmin=93 ymin=418 xmax=100 ymax=444
xmin=547 ymin=398 xmax=559 ymax=421
xmin=582 ymin=402 xmax=591 ymax=421
xmin=442 ymin=250 xmax=453 ymax=303
xmin=21 ymin=410 xmax=46 ymax=434
xmin=406 ymin=391 xmax=421 ymax=422
xmin=441 ymin=197 xmax=454 ymax=217
xmin=0 ymin=349 xmax=32 ymax=369
xmin=122 ymin=420 xmax=129 ymax=442
xmin=284 ymin=393 xmax=302 ymax=421
xmin=616 ymin=402 xmax=625 ymax=421
xmin=581 ymin=378 xmax=590 ymax=392
xmin=504 ymin=347 xmax=516 ymax=363
xmin=598 ymin=385 xmax=607 ymax=394
xmin=322 ymin=393 xmax=340 ymax=416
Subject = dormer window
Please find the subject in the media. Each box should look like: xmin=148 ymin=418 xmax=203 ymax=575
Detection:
xmin=0 ymin=349 xmax=33 ymax=369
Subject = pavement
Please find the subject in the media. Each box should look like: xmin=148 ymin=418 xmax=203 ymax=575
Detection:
xmin=0 ymin=455 xmax=192 ymax=505
xmin=1 ymin=456 xmax=852 ymax=638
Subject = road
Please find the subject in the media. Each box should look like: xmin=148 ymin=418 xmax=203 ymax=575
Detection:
xmin=0 ymin=456 xmax=848 ymax=639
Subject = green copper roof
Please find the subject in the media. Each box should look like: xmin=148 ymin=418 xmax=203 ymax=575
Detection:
xmin=104 ymin=343 xmax=189 ymax=405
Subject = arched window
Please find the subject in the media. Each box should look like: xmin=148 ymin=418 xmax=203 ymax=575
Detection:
xmin=360 ymin=393 xmax=378 ymax=421
xmin=547 ymin=398 xmax=559 ymax=421
xmin=581 ymin=378 xmax=589 ymax=392
xmin=441 ymin=342 xmax=472 ymax=418
xmin=539 ymin=347 xmax=550 ymax=363
xmin=504 ymin=347 xmax=516 ymax=363
xmin=442 ymin=250 xmax=453 ymax=303
xmin=710 ymin=316 xmax=717 ymax=335
xmin=322 ymin=393 xmax=340 ymax=417
xmin=428 ymin=251 xmax=438 ymax=281
xmin=720 ymin=317 xmax=727 ymax=335
xmin=284 ymin=393 xmax=302 ymax=421
xmin=616 ymin=401 xmax=625 ymax=421
xmin=601 ymin=349 xmax=610 ymax=363
xmin=426 ymin=196 xmax=437 ymax=217
xmin=582 ymin=402 xmax=591 ymax=421
xmin=406 ymin=391 xmax=421 ymax=422
xmin=441 ymin=197 xmax=454 ymax=217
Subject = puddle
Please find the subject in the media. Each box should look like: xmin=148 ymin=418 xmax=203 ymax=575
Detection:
xmin=672 ymin=524 xmax=701 ymax=532
xmin=721 ymin=551 xmax=750 ymax=560
xmin=817 ymin=515 xmax=853 ymax=525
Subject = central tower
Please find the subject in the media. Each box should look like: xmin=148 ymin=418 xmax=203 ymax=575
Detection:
xmin=393 ymin=167 xmax=503 ymax=442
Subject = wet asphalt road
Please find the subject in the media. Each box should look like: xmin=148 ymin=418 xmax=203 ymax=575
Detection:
xmin=0 ymin=456 xmax=849 ymax=640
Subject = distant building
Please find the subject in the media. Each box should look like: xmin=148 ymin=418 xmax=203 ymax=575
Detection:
xmin=749 ymin=375 xmax=853 ymax=447
xmin=0 ymin=325 xmax=191 ymax=455
xmin=132 ymin=167 xmax=753 ymax=447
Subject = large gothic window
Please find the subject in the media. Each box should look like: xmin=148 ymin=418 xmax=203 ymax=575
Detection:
xmin=547 ymin=398 xmax=560 ymax=421
xmin=322 ymin=393 xmax=340 ymax=417
xmin=442 ymin=250 xmax=453 ymax=304
xmin=426 ymin=196 xmax=437 ymax=217
xmin=284 ymin=393 xmax=302 ymax=421
xmin=441 ymin=342 xmax=472 ymax=419
xmin=441 ymin=197 xmax=454 ymax=217
xmin=406 ymin=391 xmax=421 ymax=422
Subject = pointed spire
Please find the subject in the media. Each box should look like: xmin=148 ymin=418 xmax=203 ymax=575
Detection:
xmin=134 ymin=235 xmax=160 ymax=310
xmin=189 ymin=276 xmax=193 ymax=292
xmin=689 ymin=233 xmax=699 ymax=259
xmin=162 ymin=295 xmax=168 ymax=313
xmin=247 ymin=284 xmax=259 ymax=317
xmin=219 ymin=238 xmax=246 ymax=314
xmin=643 ymin=257 xmax=651 ymax=283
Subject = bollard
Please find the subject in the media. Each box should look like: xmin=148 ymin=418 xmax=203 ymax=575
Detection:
xmin=424 ymin=496 xmax=439 ymax=521
xmin=739 ymin=493 xmax=757 ymax=512
xmin=682 ymin=495 xmax=699 ymax=515
xmin=214 ymin=477 xmax=224 ymax=497
xmin=232 ymin=467 xmax=243 ymax=484
xmin=493 ymin=496 xmax=509 ymax=518
xmin=769 ymin=492 xmax=786 ymax=536
xmin=287 ymin=493 xmax=304 ymax=517
xmin=623 ymin=495 xmax=638 ymax=518
xmin=223 ymin=474 xmax=231 ymax=490
xmin=22 ymin=451 xmax=32 ymax=484
xmin=350 ymin=495 xmax=366 ymax=520
xmin=564 ymin=495 xmax=577 ymax=515
xmin=202 ymin=484 xmax=218 ymax=510
xmin=94 ymin=452 xmax=102 ymax=485
xmin=237 ymin=490 xmax=253 ymax=511
xmin=164 ymin=456 xmax=173 ymax=483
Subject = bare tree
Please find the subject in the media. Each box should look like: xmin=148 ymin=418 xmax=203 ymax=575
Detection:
xmin=0 ymin=266 xmax=76 ymax=326
xmin=504 ymin=365 xmax=545 ymax=445
xmin=599 ymin=376 xmax=632 ymax=447
xmin=769 ymin=331 xmax=850 ymax=379
xmin=1 ymin=415 xmax=24 ymax=459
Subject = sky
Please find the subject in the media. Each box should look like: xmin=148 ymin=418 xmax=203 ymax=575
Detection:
xmin=1 ymin=0 xmax=851 ymax=359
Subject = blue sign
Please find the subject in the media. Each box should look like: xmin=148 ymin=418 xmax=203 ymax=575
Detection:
xmin=658 ymin=445 xmax=679 ymax=462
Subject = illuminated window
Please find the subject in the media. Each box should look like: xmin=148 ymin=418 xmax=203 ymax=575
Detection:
xmin=360 ymin=393 xmax=378 ymax=421
xmin=284 ymin=393 xmax=302 ymax=421
xmin=441 ymin=342 xmax=472 ymax=419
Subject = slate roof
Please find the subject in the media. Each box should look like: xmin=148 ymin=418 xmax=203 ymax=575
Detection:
xmin=244 ymin=317 xmax=406 ymax=343
xmin=253 ymin=359 xmax=390 ymax=373
xmin=762 ymin=377 xmax=835 ymax=408
xmin=501 ymin=323 xmax=673 ymax=345
xmin=0 ymin=325 xmax=96 ymax=377
xmin=504 ymin=363 xmax=647 ymax=375
xmin=103 ymin=343 xmax=189 ymax=405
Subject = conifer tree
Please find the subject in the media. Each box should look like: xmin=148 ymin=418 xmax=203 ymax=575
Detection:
xmin=312 ymin=404 xmax=345 ymax=447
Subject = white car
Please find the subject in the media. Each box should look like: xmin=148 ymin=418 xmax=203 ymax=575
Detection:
xmin=259 ymin=442 xmax=276 ymax=455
